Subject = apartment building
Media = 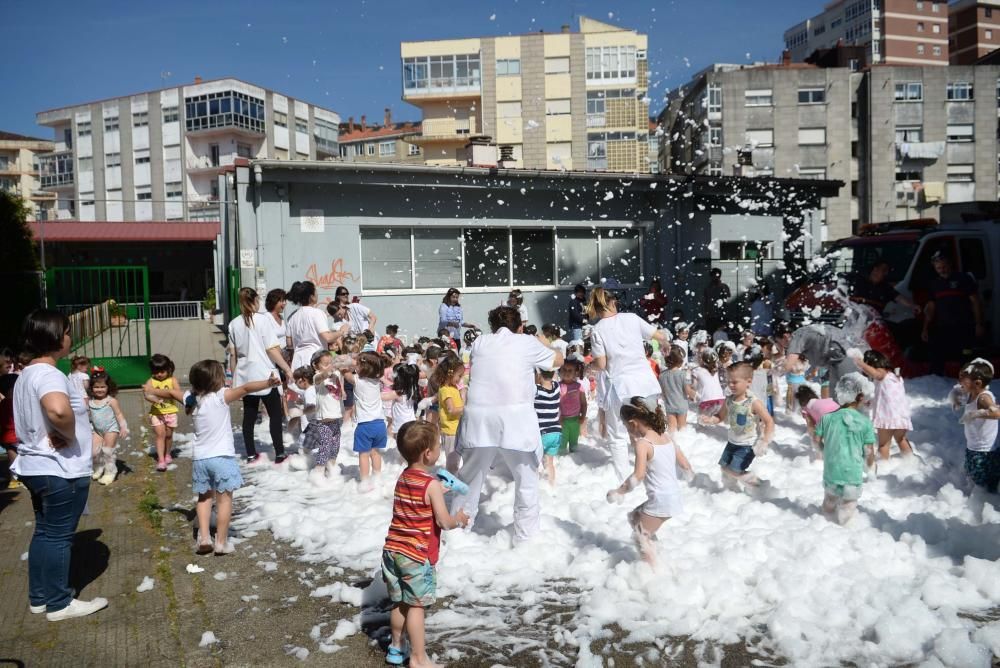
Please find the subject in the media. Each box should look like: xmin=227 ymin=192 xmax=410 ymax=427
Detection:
xmin=785 ymin=0 xmax=949 ymax=67
xmin=0 ymin=131 xmax=55 ymax=220
xmin=660 ymin=58 xmax=1000 ymax=241
xmin=950 ymin=0 xmax=1000 ymax=64
xmin=35 ymin=77 xmax=340 ymax=221
xmin=337 ymin=109 xmax=423 ymax=164
xmin=400 ymin=16 xmax=650 ymax=172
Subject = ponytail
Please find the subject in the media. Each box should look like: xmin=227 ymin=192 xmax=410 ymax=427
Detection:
xmin=584 ymin=287 xmax=615 ymax=320
xmin=238 ymin=287 xmax=258 ymax=328
xmin=619 ymin=396 xmax=668 ymax=435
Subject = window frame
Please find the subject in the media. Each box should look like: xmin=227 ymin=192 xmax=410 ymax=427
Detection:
xmin=797 ymin=88 xmax=826 ymax=105
xmin=894 ymin=82 xmax=923 ymax=102
xmin=496 ymin=58 xmax=522 ymax=76
xmin=946 ymin=81 xmax=974 ymax=101
xmin=744 ymin=89 xmax=774 ymax=107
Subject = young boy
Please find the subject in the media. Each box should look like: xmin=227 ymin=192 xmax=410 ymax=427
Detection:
xmin=559 ymin=361 xmax=587 ymax=454
xmin=956 ymin=359 xmax=1000 ymax=492
xmin=535 ymin=368 xmax=562 ymax=485
xmin=815 ymin=373 xmax=877 ymax=525
xmin=706 ymin=362 xmax=775 ymax=488
xmin=382 ymin=422 xmax=469 ymax=667
xmin=541 ymin=323 xmax=568 ymax=360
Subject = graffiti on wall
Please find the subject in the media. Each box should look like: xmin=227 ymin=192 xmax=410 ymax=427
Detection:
xmin=305 ymin=258 xmax=359 ymax=291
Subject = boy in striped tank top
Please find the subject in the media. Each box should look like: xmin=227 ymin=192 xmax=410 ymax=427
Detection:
xmin=535 ymin=369 xmax=562 ymax=485
xmin=382 ymin=422 xmax=469 ymax=667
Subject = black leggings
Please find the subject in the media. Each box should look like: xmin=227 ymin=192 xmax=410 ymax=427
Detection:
xmin=242 ymin=388 xmax=284 ymax=458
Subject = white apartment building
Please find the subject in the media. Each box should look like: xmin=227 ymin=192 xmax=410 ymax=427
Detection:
xmin=35 ymin=77 xmax=340 ymax=221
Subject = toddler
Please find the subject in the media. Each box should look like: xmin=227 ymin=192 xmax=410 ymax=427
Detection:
xmin=559 ymin=360 xmax=587 ymax=454
xmin=68 ymin=355 xmax=91 ymax=398
xmin=344 ymin=352 xmax=388 ymax=483
xmin=705 ymin=362 xmax=774 ymax=487
xmin=748 ymin=349 xmax=777 ymax=417
xmin=658 ymin=345 xmax=691 ymax=433
xmin=736 ymin=330 xmax=755 ymax=360
xmin=672 ymin=323 xmax=690 ymax=363
xmin=851 ymin=349 xmax=913 ymax=459
xmin=377 ymin=324 xmax=403 ymax=355
xmin=535 ymin=368 xmax=562 ymax=485
xmin=309 ymin=350 xmax=345 ymax=477
xmin=145 ymin=354 xmax=179 ymax=472
xmin=715 ymin=341 xmax=735 ymax=394
xmin=432 ymin=357 xmax=465 ymax=473
xmin=815 ymin=373 xmax=877 ymax=525
xmin=382 ymin=422 xmax=469 ymax=667
xmin=286 ymin=366 xmax=317 ymax=444
xmin=145 ymin=360 xmax=279 ymax=554
xmin=644 ymin=341 xmax=661 ymax=378
xmin=87 ymin=368 xmax=128 ymax=485
xmin=956 ymin=359 xmax=999 ymax=492
xmin=606 ymin=397 xmax=692 ymax=565
xmin=796 ymin=385 xmax=839 ymax=453
xmin=692 ymin=349 xmax=725 ymax=420
xmin=387 ymin=363 xmax=421 ymax=436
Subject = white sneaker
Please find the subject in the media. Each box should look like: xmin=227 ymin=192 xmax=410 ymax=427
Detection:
xmin=98 ymin=472 xmax=116 ymax=485
xmin=214 ymin=541 xmax=234 ymax=556
xmin=46 ymin=597 xmax=108 ymax=621
xmin=29 ymin=603 xmax=46 ymax=614
xmin=91 ymin=470 xmax=101 ymax=480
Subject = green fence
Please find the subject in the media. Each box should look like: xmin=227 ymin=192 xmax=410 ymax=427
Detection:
xmin=228 ymin=267 xmax=240 ymax=320
xmin=45 ymin=266 xmax=151 ymax=387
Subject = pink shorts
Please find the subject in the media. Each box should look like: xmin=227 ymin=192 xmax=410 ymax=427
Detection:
xmin=150 ymin=413 xmax=178 ymax=428
xmin=699 ymin=399 xmax=724 ymax=416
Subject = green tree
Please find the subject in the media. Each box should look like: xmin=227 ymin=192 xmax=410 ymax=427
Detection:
xmin=0 ymin=191 xmax=42 ymax=347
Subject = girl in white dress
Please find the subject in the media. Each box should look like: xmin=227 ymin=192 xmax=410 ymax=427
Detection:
xmin=606 ymin=397 xmax=693 ymax=565
xmin=851 ymin=349 xmax=913 ymax=460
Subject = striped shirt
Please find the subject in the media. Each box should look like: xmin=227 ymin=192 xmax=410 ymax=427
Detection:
xmin=535 ymin=381 xmax=561 ymax=435
xmin=384 ymin=468 xmax=441 ymax=565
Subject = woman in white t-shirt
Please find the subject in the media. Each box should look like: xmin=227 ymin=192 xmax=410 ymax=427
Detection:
xmin=333 ymin=286 xmax=377 ymax=336
xmin=286 ymin=281 xmax=348 ymax=370
xmin=145 ymin=359 xmax=280 ymax=555
xmin=12 ymin=309 xmax=108 ymax=621
xmin=586 ymin=287 xmax=671 ymax=484
xmin=450 ymin=306 xmax=563 ymax=542
xmin=229 ymin=288 xmax=294 ymax=464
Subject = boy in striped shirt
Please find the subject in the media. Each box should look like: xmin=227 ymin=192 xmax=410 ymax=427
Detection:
xmin=535 ymin=369 xmax=562 ymax=485
xmin=382 ymin=421 xmax=469 ymax=667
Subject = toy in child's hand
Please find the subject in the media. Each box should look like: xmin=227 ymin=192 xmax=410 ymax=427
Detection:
xmin=436 ymin=469 xmax=469 ymax=495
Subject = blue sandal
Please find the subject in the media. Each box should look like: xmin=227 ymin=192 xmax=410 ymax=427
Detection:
xmin=386 ymin=643 xmax=410 ymax=665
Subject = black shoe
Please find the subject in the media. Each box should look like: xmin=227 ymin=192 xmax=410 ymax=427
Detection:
xmin=245 ymin=453 xmax=261 ymax=464
xmin=274 ymin=454 xmax=287 ymax=464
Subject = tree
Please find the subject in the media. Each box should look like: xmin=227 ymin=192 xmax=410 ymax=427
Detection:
xmin=0 ymin=191 xmax=43 ymax=348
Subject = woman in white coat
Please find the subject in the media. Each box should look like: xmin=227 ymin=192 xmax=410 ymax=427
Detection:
xmin=285 ymin=281 xmax=348 ymax=370
xmin=586 ymin=287 xmax=670 ymax=484
xmin=450 ymin=306 xmax=563 ymax=542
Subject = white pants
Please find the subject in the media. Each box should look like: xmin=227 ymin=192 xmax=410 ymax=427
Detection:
xmin=450 ymin=447 xmax=540 ymax=542
xmin=604 ymin=390 xmax=633 ymax=485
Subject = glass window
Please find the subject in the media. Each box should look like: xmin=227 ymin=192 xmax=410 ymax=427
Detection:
xmin=497 ymin=101 xmax=522 ymax=118
xmin=708 ymin=84 xmax=722 ymax=113
xmin=104 ymin=117 xmax=119 ymax=132
xmin=407 ymin=143 xmax=420 ymax=156
xmin=894 ymin=82 xmax=923 ymax=101
xmin=237 ymin=142 xmax=254 ymax=158
xmin=274 ymin=111 xmax=288 ymax=127
xmin=295 ymin=120 xmax=308 ymax=134
xmin=367 ymin=143 xmax=375 ymax=156
xmin=497 ymin=59 xmax=521 ymax=76
xmin=544 ymin=57 xmax=570 ymax=74
xmin=360 ymin=227 xmax=412 ymax=290
xmin=746 ymin=129 xmax=774 ymax=147
xmin=105 ymin=152 xmax=121 ymax=168
xmin=798 ymin=88 xmax=826 ymax=104
xmin=512 ymin=230 xmax=554 ymax=286
xmin=744 ymin=89 xmax=773 ymax=106
xmin=798 ymin=128 xmax=826 ymax=145
xmin=946 ymin=124 xmax=974 ymax=142
xmin=464 ymin=228 xmax=509 ymax=287
xmin=557 ymin=229 xmax=600 ymax=286
xmin=600 ymin=228 xmax=641 ymax=285
xmin=947 ymin=82 xmax=974 ymax=100
xmin=379 ymin=141 xmax=396 ymax=156
xmin=414 ymin=228 xmax=462 ymax=288
xmin=545 ymin=99 xmax=571 ymax=115
xmin=895 ymin=126 xmax=923 ymax=142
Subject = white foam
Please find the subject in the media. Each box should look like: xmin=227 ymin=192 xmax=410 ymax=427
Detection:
xmin=136 ymin=576 xmax=155 ymax=593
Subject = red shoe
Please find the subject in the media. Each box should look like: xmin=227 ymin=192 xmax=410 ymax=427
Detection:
xmin=165 ymin=454 xmax=173 ymax=465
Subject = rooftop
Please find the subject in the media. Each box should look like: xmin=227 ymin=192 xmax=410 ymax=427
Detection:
xmin=0 ymin=130 xmax=52 ymax=143
xmin=400 ymin=15 xmax=640 ymax=45
xmin=339 ymin=121 xmax=422 ymax=143
xmin=29 ymin=221 xmax=221 ymax=242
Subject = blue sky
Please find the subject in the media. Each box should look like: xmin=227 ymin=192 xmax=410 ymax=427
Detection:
xmin=4 ymin=0 xmax=809 ymax=138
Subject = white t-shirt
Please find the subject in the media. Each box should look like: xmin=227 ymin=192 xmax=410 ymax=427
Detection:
xmin=286 ymin=305 xmax=331 ymax=370
xmin=691 ymin=366 xmax=725 ymax=403
xmin=590 ymin=312 xmax=661 ymax=405
xmin=228 ymin=313 xmax=280 ymax=396
xmin=550 ymin=339 xmax=568 ymax=358
xmin=69 ymin=370 xmax=90 ymax=397
xmin=459 ymin=328 xmax=556 ymax=456
xmin=353 ymin=377 xmax=384 ymax=423
xmin=315 ymin=370 xmax=344 ymax=421
xmin=12 ymin=364 xmax=93 ymax=479
xmin=186 ymin=389 xmax=236 ymax=460
xmin=334 ymin=303 xmax=372 ymax=335
xmin=391 ymin=394 xmax=417 ymax=432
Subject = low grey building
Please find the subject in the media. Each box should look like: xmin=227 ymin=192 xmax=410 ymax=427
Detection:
xmin=221 ymin=161 xmax=840 ymax=336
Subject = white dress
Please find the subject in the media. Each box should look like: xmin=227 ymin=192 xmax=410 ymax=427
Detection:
xmin=638 ymin=437 xmax=683 ymax=518
xmin=871 ymin=372 xmax=912 ymax=431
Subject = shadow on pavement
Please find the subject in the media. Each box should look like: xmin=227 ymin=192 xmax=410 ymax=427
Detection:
xmin=69 ymin=528 xmax=110 ymax=598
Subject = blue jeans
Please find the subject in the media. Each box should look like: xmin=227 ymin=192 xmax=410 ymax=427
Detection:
xmin=568 ymin=328 xmax=583 ymax=344
xmin=21 ymin=475 xmax=91 ymax=611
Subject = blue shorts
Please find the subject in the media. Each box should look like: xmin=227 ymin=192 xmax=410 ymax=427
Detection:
xmin=354 ymin=419 xmax=388 ymax=453
xmin=787 ymin=374 xmax=806 ymax=385
xmin=719 ymin=442 xmax=755 ymax=473
xmin=192 ymin=456 xmax=243 ymax=494
xmin=541 ymin=432 xmax=562 ymax=456
xmin=343 ymin=381 xmax=356 ymax=408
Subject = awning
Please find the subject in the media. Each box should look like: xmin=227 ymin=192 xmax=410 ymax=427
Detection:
xmin=29 ymin=221 xmax=220 ymax=242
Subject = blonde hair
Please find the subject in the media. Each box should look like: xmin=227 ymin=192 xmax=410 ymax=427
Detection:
xmin=584 ymin=287 xmax=615 ymax=320
xmin=238 ymin=287 xmax=258 ymax=328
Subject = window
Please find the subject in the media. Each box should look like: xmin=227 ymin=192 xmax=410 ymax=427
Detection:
xmin=295 ymin=120 xmax=308 ymax=134
xmin=209 ymin=143 xmax=220 ymax=167
xmin=932 ymin=23 xmax=940 ymax=34
xmin=895 ymin=126 xmax=923 ymax=142
xmin=136 ymin=187 xmax=152 ymax=201
xmin=184 ymin=90 xmax=264 ymax=132
xmin=105 ymin=153 xmax=121 ymax=168
xmin=237 ymin=142 xmax=253 ymax=158
xmin=798 ymin=88 xmax=826 ymax=104
xmin=745 ymin=129 xmax=774 ymax=148
xmin=166 ymin=182 xmax=183 ymax=198
xmin=894 ymin=82 xmax=923 ymax=101
xmin=379 ymin=141 xmax=396 ymax=156
xmin=163 ymin=145 xmax=181 ymax=160
xmin=104 ymin=117 xmax=119 ymax=132
xmin=917 ymin=44 xmax=925 ymax=55
xmin=366 ymin=143 xmax=375 ymax=156
xmin=797 ymin=167 xmax=826 ymax=179
xmin=988 ymin=7 xmax=994 ymax=17
xmin=988 ymin=30 xmax=994 ymax=40
xmin=497 ymin=101 xmax=522 ymax=119
xmin=709 ymin=126 xmax=722 ymax=146
xmin=496 ymin=59 xmax=521 ymax=76
xmin=544 ymin=57 xmax=570 ymax=74
xmin=274 ymin=111 xmax=288 ymax=128
xmin=947 ymin=124 xmax=974 ymax=142
xmin=587 ymin=133 xmax=607 ymax=170
xmin=512 ymin=229 xmax=555 ymax=286
xmin=353 ymin=144 xmax=363 ymax=156
xmin=585 ymin=45 xmax=637 ymax=81
xmin=132 ymin=111 xmax=149 ymax=127
xmin=947 ymin=165 xmax=974 ymax=181
xmin=413 ymin=228 xmax=462 ymax=288
xmin=162 ymin=106 xmax=179 ymax=123
xmin=77 ymin=121 xmax=91 ymax=137
xmin=933 ymin=46 xmax=941 ymax=56
xmin=403 ymin=53 xmax=480 ymax=91
xmin=947 ymin=82 xmax=974 ymax=100
xmin=708 ymin=84 xmax=722 ymax=114
xmin=586 ymin=91 xmax=606 ymax=127
xmin=545 ymin=99 xmax=571 ymax=116
xmin=360 ymin=227 xmax=412 ymax=289
xmin=932 ymin=1 xmax=939 ymax=12
xmin=799 ymin=128 xmax=826 ymax=145
xmin=464 ymin=228 xmax=510 ymax=287
xmin=314 ymin=119 xmax=338 ymax=154
xmin=78 ymin=156 xmax=93 ymax=172
xmin=917 ymin=22 xmax=924 ymax=32
xmin=744 ymin=89 xmax=773 ymax=107
xmin=407 ymin=143 xmax=420 ymax=156
xmin=134 ymin=149 xmax=150 ymax=164
xmin=720 ymin=241 xmax=773 ymax=261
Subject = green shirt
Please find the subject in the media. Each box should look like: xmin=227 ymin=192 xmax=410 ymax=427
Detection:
xmin=815 ymin=407 xmax=876 ymax=488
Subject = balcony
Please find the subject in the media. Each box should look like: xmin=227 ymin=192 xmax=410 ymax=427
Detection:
xmin=38 ymin=151 xmax=74 ymax=189
xmin=403 ymin=77 xmax=481 ymax=101
xmin=187 ymin=197 xmax=221 ymax=221
xmin=185 ymin=155 xmax=225 ymax=172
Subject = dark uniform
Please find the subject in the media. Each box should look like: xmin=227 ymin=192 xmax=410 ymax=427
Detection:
xmin=927 ymin=271 xmax=978 ymax=374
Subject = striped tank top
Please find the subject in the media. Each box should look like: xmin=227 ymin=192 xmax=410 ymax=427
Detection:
xmin=384 ymin=468 xmax=441 ymax=565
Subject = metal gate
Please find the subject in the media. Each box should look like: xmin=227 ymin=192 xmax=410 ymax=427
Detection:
xmin=45 ymin=266 xmax=151 ymax=387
